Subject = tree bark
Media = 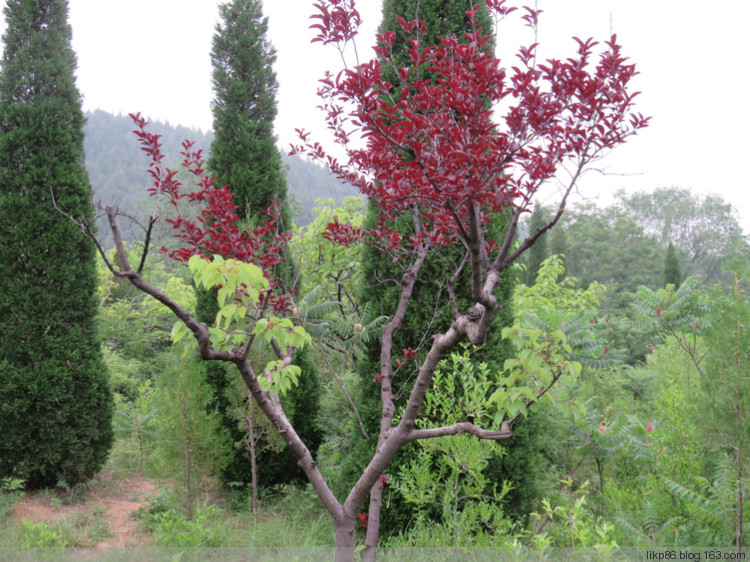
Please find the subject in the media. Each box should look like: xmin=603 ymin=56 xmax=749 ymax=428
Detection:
xmin=334 ymin=519 xmax=356 ymax=562
xmin=183 ymin=397 xmax=194 ymax=519
xmin=248 ymin=402 xmax=258 ymax=515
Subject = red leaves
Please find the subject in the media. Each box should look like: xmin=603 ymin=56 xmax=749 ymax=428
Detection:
xmin=656 ymin=306 xmax=662 ymax=316
xmin=323 ymin=215 xmax=363 ymax=247
xmin=295 ymin=2 xmax=647 ymax=255
xmin=401 ymin=348 xmax=417 ymax=361
xmin=129 ymin=115 xmax=292 ymax=313
xmin=356 ymin=511 xmax=368 ymax=528
xmin=310 ymin=0 xmax=361 ymax=45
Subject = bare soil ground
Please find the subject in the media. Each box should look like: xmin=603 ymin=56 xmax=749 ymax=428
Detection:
xmin=9 ymin=476 xmax=158 ymax=548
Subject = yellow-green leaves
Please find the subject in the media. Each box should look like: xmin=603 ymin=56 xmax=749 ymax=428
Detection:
xmin=258 ymin=362 xmax=301 ymax=394
xmin=252 ymin=317 xmax=311 ymax=349
xmin=189 ymin=254 xmax=268 ymax=304
xmin=490 ymin=256 xmax=598 ymax=424
xmin=171 ymin=255 xmax=311 ymax=396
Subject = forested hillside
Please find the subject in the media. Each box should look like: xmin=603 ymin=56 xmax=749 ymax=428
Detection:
xmin=82 ymin=110 xmax=355 ymax=234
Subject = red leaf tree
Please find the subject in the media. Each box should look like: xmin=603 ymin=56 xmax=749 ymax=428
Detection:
xmin=292 ymin=3 xmax=646 ymax=549
xmin=67 ymin=1 xmax=647 ymax=559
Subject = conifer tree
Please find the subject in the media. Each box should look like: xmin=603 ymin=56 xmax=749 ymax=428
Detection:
xmin=204 ymin=0 xmax=320 ymax=487
xmin=0 ymin=0 xmax=112 ymax=487
xmin=208 ymin=0 xmax=287 ymax=222
xmin=338 ymin=0 xmax=533 ymax=532
xmin=664 ymin=241 xmax=682 ymax=288
xmin=524 ymin=203 xmax=550 ymax=285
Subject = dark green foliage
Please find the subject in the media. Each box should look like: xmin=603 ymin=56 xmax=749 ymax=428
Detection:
xmin=0 ymin=0 xmax=112 ymax=487
xmin=379 ymin=0 xmax=494 ymax=75
xmin=664 ymin=242 xmax=682 ymax=288
xmin=523 ymin=204 xmax=549 ymax=285
xmin=208 ymin=0 xmax=287 ymax=224
xmin=204 ymin=0 xmax=321 ymax=487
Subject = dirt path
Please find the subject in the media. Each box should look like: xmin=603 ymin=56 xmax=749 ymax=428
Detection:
xmin=9 ymin=475 xmax=158 ymax=548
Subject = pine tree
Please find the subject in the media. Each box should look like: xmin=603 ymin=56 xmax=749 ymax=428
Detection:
xmin=337 ymin=0 xmax=534 ymax=533
xmin=664 ymin=241 xmax=682 ymax=288
xmin=0 ymin=0 xmax=113 ymax=487
xmin=204 ymin=0 xmax=321 ymax=488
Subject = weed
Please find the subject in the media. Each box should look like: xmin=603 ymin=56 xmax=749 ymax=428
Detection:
xmin=55 ymin=477 xmax=99 ymax=505
xmin=19 ymin=521 xmax=69 ymax=548
xmin=144 ymin=505 xmax=226 ymax=547
xmin=0 ymin=478 xmax=24 ymax=523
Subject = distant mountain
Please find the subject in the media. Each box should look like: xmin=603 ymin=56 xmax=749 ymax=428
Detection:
xmin=83 ymin=110 xmax=358 ymax=241
xmin=281 ymin=152 xmax=358 ymax=226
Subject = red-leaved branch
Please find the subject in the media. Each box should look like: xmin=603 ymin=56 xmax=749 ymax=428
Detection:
xmin=130 ymin=112 xmax=293 ymax=313
xmin=292 ymin=1 xmax=649 ymax=252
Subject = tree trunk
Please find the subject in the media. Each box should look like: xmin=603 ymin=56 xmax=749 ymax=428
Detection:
xmin=362 ymin=480 xmax=384 ymax=562
xmin=595 ymin=456 xmax=605 ymax=492
xmin=183 ymin=397 xmax=194 ymax=519
xmin=248 ymin=402 xmax=258 ymax=515
xmin=334 ymin=519 xmax=356 ymax=562
xmin=736 ymin=445 xmax=743 ymax=550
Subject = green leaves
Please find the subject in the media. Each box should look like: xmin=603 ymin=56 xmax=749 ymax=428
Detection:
xmin=174 ymin=255 xmax=311 ymax=396
xmin=258 ymin=362 xmax=301 ymax=394
xmin=490 ymin=256 xmax=601 ymax=424
xmin=252 ymin=317 xmax=311 ymax=349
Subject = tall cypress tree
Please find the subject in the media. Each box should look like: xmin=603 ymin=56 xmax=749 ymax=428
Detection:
xmin=524 ymin=203 xmax=550 ymax=285
xmin=208 ymin=0 xmax=287 ymax=222
xmin=0 ymin=0 xmax=113 ymax=488
xmin=204 ymin=0 xmax=320 ymax=486
xmin=664 ymin=241 xmax=682 ymax=288
xmin=337 ymin=0 xmax=537 ymax=532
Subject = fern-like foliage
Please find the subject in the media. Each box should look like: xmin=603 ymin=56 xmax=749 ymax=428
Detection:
xmin=615 ymin=499 xmax=681 ymax=546
xmin=632 ymin=276 xmax=709 ymax=334
xmin=661 ymin=455 xmax=747 ymax=546
xmin=296 ymin=287 xmax=388 ymax=366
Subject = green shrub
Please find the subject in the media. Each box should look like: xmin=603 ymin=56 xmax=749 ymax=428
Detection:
xmin=144 ymin=505 xmax=226 ymax=547
xmin=18 ymin=521 xmax=69 ymax=548
xmin=0 ymin=478 xmax=24 ymax=523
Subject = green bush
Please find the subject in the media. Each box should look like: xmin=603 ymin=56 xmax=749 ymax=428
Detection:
xmin=18 ymin=521 xmax=69 ymax=548
xmin=0 ymin=478 xmax=24 ymax=523
xmin=144 ymin=505 xmax=226 ymax=547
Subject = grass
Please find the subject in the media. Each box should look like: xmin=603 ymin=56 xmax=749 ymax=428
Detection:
xmin=136 ymin=483 xmax=335 ymax=548
xmin=0 ymin=506 xmax=111 ymax=548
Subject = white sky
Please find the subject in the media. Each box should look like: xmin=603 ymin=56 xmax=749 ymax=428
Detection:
xmin=1 ymin=0 xmax=749 ymax=233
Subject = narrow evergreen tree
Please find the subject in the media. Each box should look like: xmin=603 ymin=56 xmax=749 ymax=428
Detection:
xmin=524 ymin=203 xmax=549 ymax=285
xmin=0 ymin=0 xmax=113 ymax=487
xmin=208 ymin=0 xmax=287 ymax=223
xmin=664 ymin=241 xmax=682 ymax=288
xmin=204 ymin=0 xmax=320 ymax=487
xmin=550 ymin=218 xmax=567 ymax=275
xmin=337 ymin=0 xmax=535 ymax=533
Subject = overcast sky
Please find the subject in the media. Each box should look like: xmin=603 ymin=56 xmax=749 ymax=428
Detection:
xmin=1 ymin=0 xmax=749 ymax=233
